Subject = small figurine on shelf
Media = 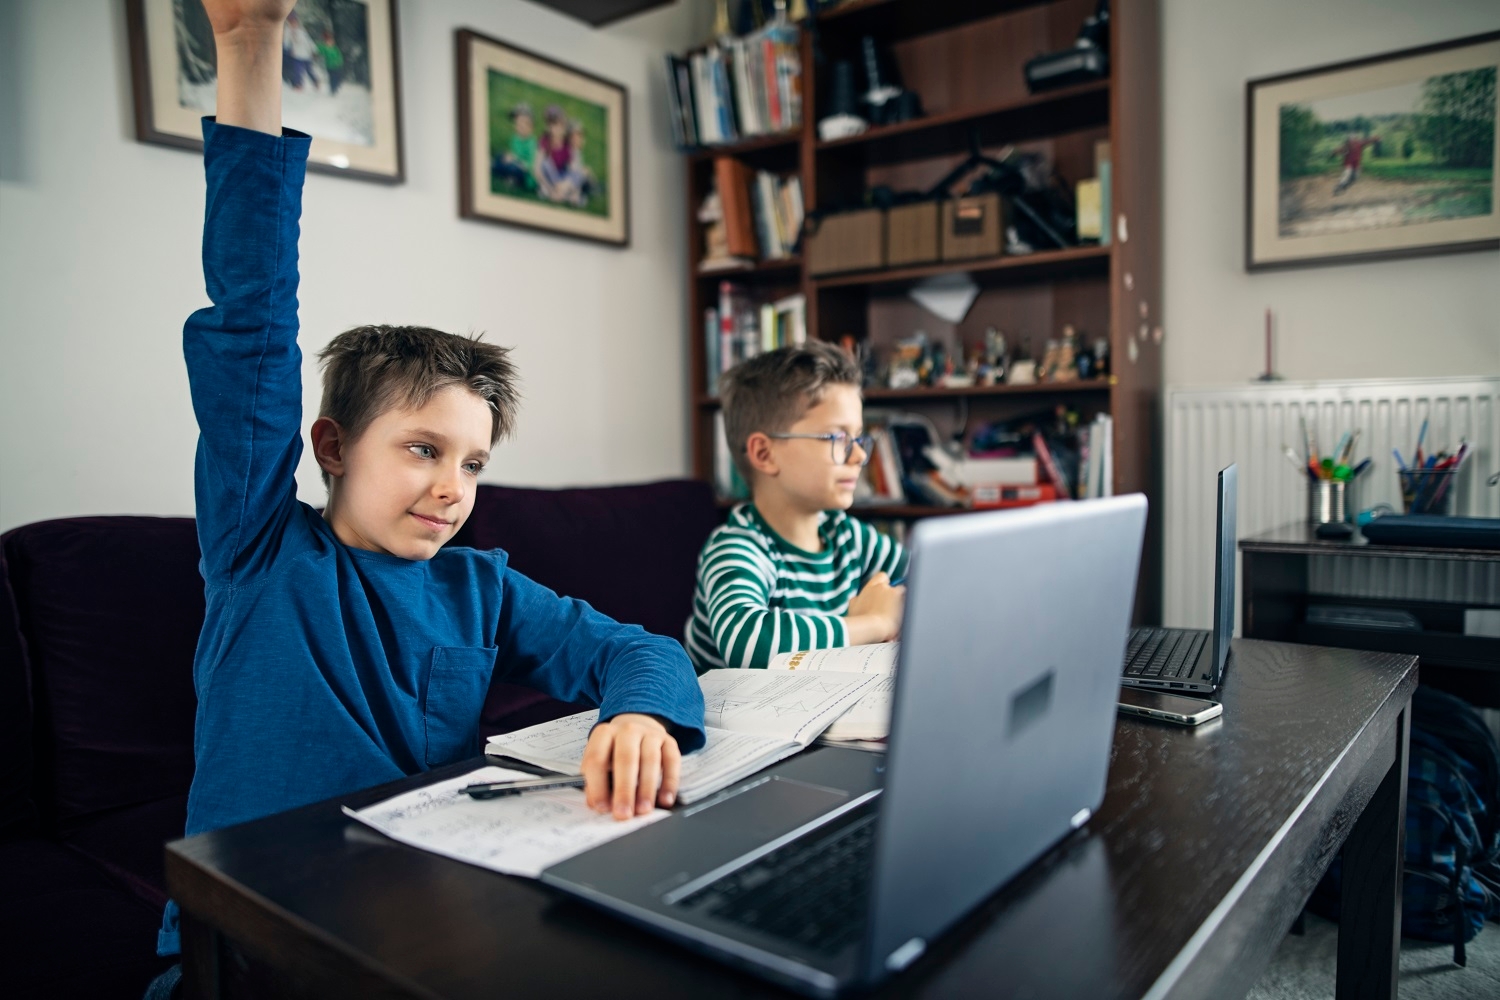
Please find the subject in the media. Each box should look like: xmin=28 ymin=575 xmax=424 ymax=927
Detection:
xmin=1093 ymin=336 xmax=1111 ymax=377
xmin=887 ymin=331 xmax=926 ymax=389
xmin=1036 ymin=338 xmax=1059 ymax=381
xmin=1052 ymin=325 xmax=1079 ymax=383
xmin=1007 ymin=336 xmax=1037 ymax=385
xmin=983 ymin=327 xmax=1009 ymax=385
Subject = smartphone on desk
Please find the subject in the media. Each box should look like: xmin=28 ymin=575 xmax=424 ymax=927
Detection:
xmin=1118 ymin=687 xmax=1223 ymax=726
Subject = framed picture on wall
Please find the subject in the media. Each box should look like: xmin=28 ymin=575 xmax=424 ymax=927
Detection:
xmin=125 ymin=0 xmax=405 ymax=183
xmin=1246 ymin=31 xmax=1499 ymax=270
xmin=456 ymin=29 xmax=629 ymax=247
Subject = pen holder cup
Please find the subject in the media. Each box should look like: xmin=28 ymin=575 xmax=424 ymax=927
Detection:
xmin=1401 ymin=469 xmax=1459 ymax=515
xmin=1308 ymin=481 xmax=1351 ymax=525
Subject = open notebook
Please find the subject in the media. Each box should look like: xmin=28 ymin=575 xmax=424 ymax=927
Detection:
xmin=486 ymin=668 xmax=877 ymax=804
xmin=769 ymin=641 xmax=897 ymax=745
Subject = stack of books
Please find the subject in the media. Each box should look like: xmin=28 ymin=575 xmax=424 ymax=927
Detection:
xmin=704 ymin=285 xmax=806 ymax=396
xmin=705 ymin=159 xmax=804 ymax=269
xmin=664 ymin=22 xmax=802 ymax=149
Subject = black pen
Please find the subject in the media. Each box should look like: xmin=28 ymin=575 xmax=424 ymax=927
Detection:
xmin=461 ymin=775 xmax=586 ymax=799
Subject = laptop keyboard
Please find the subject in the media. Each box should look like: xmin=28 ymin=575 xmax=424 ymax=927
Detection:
xmin=674 ymin=812 xmax=876 ymax=955
xmin=1124 ymin=627 xmax=1207 ymax=681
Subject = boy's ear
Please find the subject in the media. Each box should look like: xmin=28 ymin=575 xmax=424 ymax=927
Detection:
xmin=310 ymin=417 xmax=348 ymax=479
xmin=743 ymin=431 xmax=779 ymax=478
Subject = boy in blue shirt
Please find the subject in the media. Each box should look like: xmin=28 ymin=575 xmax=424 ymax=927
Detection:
xmin=155 ymin=0 xmax=704 ymax=969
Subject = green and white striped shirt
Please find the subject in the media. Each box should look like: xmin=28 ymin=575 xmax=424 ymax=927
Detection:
xmin=685 ymin=504 xmax=908 ymax=672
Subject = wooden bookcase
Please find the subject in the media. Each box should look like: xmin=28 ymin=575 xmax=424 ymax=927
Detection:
xmin=683 ymin=0 xmax=1162 ymax=622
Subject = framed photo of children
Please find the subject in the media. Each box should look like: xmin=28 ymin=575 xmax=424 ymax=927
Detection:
xmin=457 ymin=29 xmax=629 ymax=247
xmin=125 ymin=0 xmax=405 ymax=183
xmin=1246 ymin=31 xmax=1500 ymax=271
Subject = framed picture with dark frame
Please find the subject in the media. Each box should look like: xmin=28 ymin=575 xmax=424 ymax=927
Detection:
xmin=125 ymin=0 xmax=405 ymax=183
xmin=456 ymin=28 xmax=629 ymax=247
xmin=1246 ymin=31 xmax=1499 ymax=271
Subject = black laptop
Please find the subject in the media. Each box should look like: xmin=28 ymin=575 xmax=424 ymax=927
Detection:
xmin=1122 ymin=464 xmax=1236 ymax=695
xmin=541 ymin=495 xmax=1149 ymax=997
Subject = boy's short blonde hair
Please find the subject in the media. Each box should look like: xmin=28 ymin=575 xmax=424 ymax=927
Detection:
xmin=720 ymin=342 xmax=862 ymax=481
xmin=316 ymin=325 xmax=519 ymax=482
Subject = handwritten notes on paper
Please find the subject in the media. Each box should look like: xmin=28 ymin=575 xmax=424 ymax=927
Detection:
xmin=343 ymin=766 xmax=667 ymax=879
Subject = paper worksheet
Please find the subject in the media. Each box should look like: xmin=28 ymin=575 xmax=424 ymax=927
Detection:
xmin=767 ymin=643 xmax=898 ymax=742
xmin=486 ymin=670 xmax=875 ymax=804
xmin=342 ymin=766 xmax=667 ymax=879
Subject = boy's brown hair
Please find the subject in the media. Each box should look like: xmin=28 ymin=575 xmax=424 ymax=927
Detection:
xmin=720 ymin=341 xmax=862 ymax=480
xmin=316 ymin=325 xmax=520 ymax=482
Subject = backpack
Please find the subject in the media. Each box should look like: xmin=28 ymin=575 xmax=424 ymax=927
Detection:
xmin=1401 ymin=686 xmax=1500 ymax=964
xmin=1310 ymin=686 xmax=1500 ymax=966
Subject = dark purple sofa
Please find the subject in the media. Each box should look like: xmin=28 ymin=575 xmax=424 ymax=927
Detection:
xmin=0 ymin=480 xmax=719 ymax=999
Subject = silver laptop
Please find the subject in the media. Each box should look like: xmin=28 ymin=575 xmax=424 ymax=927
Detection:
xmin=541 ymin=495 xmax=1149 ymax=997
xmin=1121 ymin=464 xmax=1236 ymax=694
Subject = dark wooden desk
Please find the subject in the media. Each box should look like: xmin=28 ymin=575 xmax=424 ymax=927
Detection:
xmin=167 ymin=640 xmax=1415 ymax=1000
xmin=1241 ymin=522 xmax=1500 ymax=707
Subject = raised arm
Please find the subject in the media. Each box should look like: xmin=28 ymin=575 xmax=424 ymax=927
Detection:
xmin=187 ymin=0 xmax=311 ymax=584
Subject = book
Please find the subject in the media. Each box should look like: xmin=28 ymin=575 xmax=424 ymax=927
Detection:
xmin=767 ymin=643 xmax=899 ymax=743
xmin=485 ymin=669 xmax=879 ymax=805
xmin=714 ymin=158 xmax=759 ymax=259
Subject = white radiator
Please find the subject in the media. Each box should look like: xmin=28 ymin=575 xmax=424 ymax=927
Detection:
xmin=1164 ymin=376 xmax=1500 ymax=629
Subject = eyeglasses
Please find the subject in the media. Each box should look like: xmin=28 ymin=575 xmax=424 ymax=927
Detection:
xmin=766 ymin=431 xmax=875 ymax=466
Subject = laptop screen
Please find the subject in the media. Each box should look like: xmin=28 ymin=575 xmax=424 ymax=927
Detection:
xmin=1212 ymin=464 xmax=1238 ymax=681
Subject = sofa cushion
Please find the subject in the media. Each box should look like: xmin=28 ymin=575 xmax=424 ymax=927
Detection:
xmin=0 ymin=532 xmax=37 ymax=839
xmin=59 ymin=793 xmax=188 ymax=911
xmin=450 ymin=480 xmax=720 ymax=641
xmin=6 ymin=518 xmax=201 ymax=829
xmin=0 ymin=838 xmax=174 ymax=1000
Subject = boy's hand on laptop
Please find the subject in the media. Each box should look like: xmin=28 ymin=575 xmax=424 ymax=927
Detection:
xmin=583 ymin=713 xmax=682 ymax=819
xmin=845 ymin=572 xmax=906 ymax=645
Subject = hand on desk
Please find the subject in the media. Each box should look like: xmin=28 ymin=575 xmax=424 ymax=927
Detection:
xmin=583 ymin=713 xmax=681 ymax=819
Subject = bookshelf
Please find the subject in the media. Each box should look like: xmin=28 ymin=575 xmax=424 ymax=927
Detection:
xmin=679 ymin=0 xmax=1163 ymax=622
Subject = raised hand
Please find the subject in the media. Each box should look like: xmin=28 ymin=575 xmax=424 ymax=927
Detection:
xmin=199 ymin=0 xmax=299 ymax=39
xmin=198 ymin=0 xmax=299 ymax=135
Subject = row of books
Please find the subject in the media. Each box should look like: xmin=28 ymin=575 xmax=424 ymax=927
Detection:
xmin=856 ymin=410 xmax=1114 ymax=508
xmin=704 ymin=285 xmax=807 ymax=396
xmin=707 ymin=159 xmax=805 ymax=268
xmin=664 ymin=23 xmax=802 ymax=149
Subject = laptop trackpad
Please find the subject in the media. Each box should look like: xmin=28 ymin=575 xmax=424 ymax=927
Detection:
xmin=694 ymin=776 xmax=849 ymax=840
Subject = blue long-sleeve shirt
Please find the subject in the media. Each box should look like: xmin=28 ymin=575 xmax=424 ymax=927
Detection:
xmin=160 ymin=120 xmax=705 ymax=954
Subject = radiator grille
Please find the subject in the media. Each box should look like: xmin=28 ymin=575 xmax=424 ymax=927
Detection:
xmin=1164 ymin=377 xmax=1500 ymax=628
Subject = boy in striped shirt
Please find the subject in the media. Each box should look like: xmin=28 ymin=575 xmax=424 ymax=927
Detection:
xmin=686 ymin=343 xmax=908 ymax=671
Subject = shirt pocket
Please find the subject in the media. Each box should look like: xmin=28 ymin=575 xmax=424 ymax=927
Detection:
xmin=424 ymin=646 xmax=498 ymax=768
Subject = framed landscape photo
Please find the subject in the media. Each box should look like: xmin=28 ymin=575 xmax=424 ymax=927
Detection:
xmin=1247 ymin=31 xmax=1499 ymax=270
xmin=457 ymin=29 xmax=629 ymax=247
xmin=126 ymin=0 xmax=404 ymax=182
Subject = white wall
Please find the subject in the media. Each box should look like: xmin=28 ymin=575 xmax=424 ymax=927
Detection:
xmin=0 ymin=0 xmax=713 ymax=533
xmin=1162 ymin=0 xmax=1500 ymax=389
